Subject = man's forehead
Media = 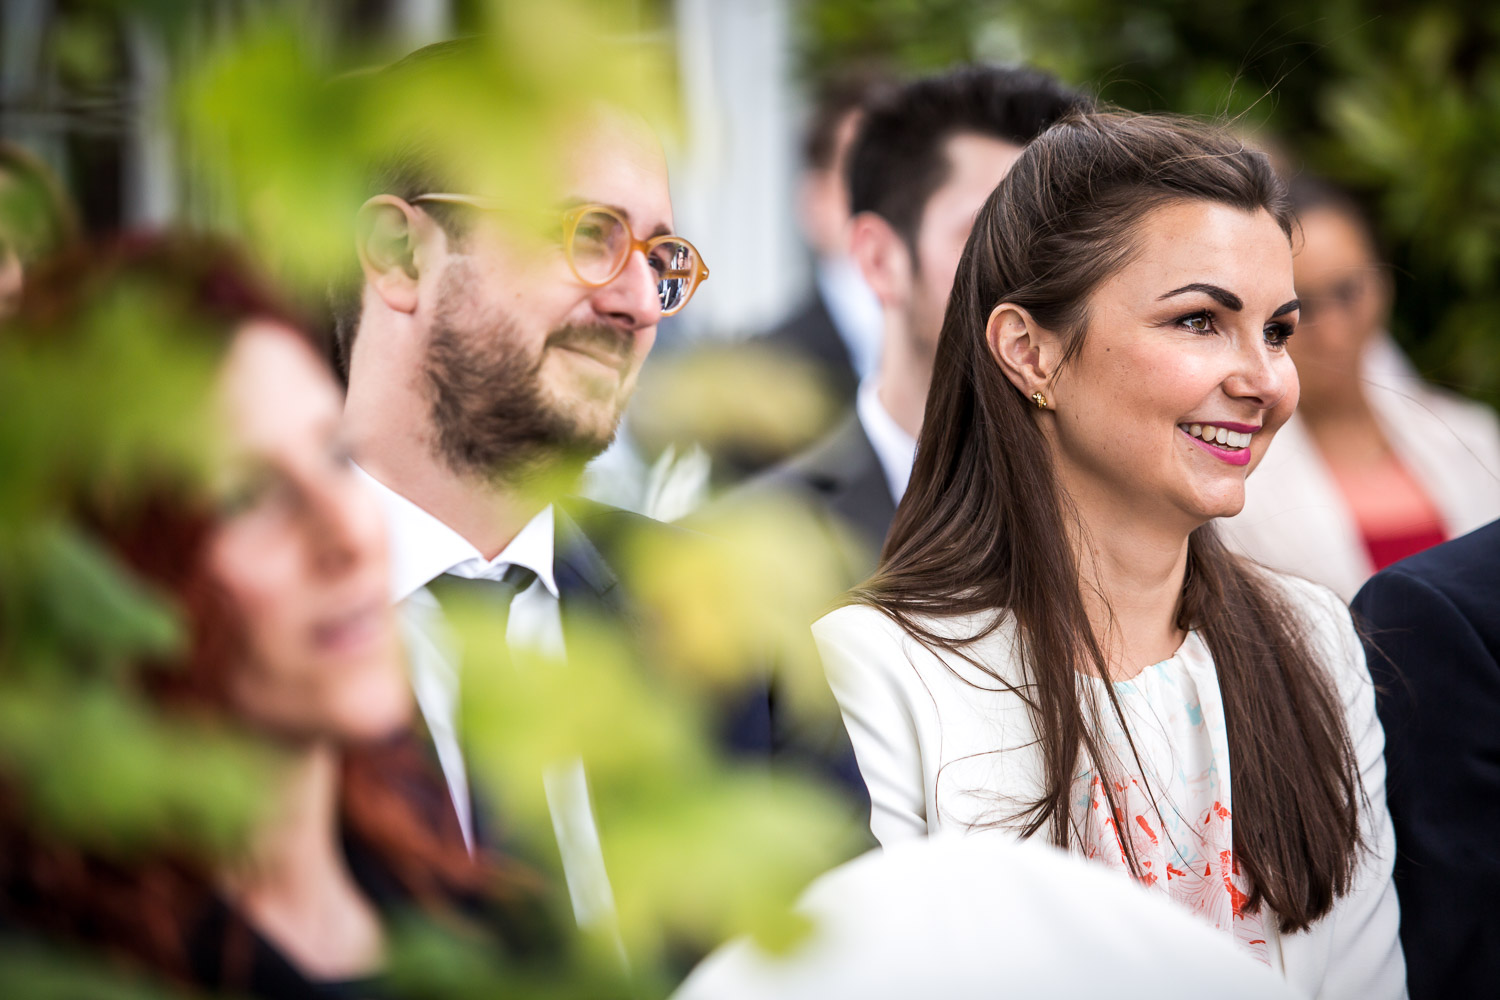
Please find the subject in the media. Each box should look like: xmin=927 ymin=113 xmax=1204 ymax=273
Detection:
xmin=556 ymin=109 xmax=674 ymax=232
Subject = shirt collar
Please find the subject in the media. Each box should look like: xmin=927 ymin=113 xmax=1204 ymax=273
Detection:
xmin=856 ymin=377 xmax=918 ymax=505
xmin=354 ymin=463 xmax=559 ymax=602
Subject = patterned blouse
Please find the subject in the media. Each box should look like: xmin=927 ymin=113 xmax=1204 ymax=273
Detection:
xmin=1079 ymin=637 xmax=1268 ymax=963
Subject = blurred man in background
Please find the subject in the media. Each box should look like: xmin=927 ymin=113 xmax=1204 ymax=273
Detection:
xmin=744 ymin=66 xmax=1086 ymax=582
xmin=755 ymin=71 xmax=891 ymax=410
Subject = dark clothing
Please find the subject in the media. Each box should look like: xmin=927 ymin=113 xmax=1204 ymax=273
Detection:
xmin=0 ymin=817 xmax=557 ymax=1000
xmin=555 ymin=498 xmax=772 ymax=757
xmin=742 ymin=412 xmax=896 ymax=587
xmin=712 ymin=416 xmax=894 ymax=824
xmin=1351 ymin=518 xmax=1500 ymax=1000
xmin=756 ymin=294 xmax=860 ymax=411
xmin=558 ymin=497 xmax=864 ymax=778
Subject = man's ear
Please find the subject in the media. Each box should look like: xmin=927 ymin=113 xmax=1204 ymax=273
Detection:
xmin=355 ymin=196 xmax=427 ymax=316
xmin=849 ymin=211 xmax=913 ymax=310
xmin=985 ymin=302 xmax=1063 ymax=402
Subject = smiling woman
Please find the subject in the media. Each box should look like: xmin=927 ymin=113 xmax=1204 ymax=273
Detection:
xmin=814 ymin=112 xmax=1404 ymax=996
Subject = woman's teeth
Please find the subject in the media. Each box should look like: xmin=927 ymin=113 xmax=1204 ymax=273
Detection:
xmin=1182 ymin=423 xmax=1252 ymax=449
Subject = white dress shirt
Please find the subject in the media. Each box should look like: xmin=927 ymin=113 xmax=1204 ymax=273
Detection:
xmin=813 ymin=571 xmax=1405 ymax=998
xmin=357 ymin=465 xmax=560 ymax=843
xmin=356 ymin=465 xmax=620 ymax=937
xmin=855 ymin=378 xmax=918 ymax=506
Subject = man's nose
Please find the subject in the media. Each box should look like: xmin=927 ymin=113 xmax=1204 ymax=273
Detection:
xmin=590 ymin=249 xmax=662 ymax=331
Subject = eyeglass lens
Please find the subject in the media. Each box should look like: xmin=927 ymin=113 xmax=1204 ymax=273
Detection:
xmin=570 ymin=209 xmax=698 ymax=313
xmin=569 ymin=210 xmax=631 ymax=283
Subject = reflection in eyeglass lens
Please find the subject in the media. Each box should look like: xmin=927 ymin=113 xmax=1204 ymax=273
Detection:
xmin=650 ymin=240 xmax=695 ymax=312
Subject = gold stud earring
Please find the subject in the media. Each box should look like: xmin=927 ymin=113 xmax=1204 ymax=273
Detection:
xmin=1031 ymin=391 xmax=1048 ymax=410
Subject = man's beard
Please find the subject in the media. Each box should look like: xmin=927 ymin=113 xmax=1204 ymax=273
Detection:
xmin=423 ymin=268 xmax=631 ymax=485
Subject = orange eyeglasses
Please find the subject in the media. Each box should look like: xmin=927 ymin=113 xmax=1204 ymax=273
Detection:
xmin=412 ymin=195 xmax=709 ymax=316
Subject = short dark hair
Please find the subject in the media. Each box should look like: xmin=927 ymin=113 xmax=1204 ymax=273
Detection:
xmin=801 ymin=68 xmax=893 ymax=171
xmin=847 ymin=65 xmax=1087 ymax=250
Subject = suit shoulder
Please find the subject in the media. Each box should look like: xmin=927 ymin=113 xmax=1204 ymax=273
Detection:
xmin=739 ymin=415 xmax=876 ymax=500
xmin=1354 ymin=518 xmax=1500 ymax=629
xmin=558 ymin=497 xmax=697 ymax=578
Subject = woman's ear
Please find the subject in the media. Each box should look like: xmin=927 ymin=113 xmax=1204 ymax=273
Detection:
xmin=985 ymin=302 xmax=1061 ymax=400
xmin=354 ymin=196 xmax=426 ymax=316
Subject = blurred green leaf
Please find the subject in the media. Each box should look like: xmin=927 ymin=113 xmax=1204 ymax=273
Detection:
xmin=8 ymin=520 xmax=184 ymax=675
xmin=0 ymin=939 xmax=187 ymax=1000
xmin=0 ymin=678 xmax=276 ymax=859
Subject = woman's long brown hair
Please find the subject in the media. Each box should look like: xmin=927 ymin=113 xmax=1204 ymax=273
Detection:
xmin=857 ymin=111 xmax=1362 ymax=932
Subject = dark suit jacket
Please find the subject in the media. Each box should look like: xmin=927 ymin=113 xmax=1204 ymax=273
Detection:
xmin=742 ymin=412 xmax=896 ymax=588
xmin=556 ymin=499 xmax=869 ymax=810
xmin=1351 ymin=518 xmax=1500 ymax=1000
xmin=555 ymin=498 xmax=774 ymax=756
xmin=756 ymin=293 xmax=860 ymax=411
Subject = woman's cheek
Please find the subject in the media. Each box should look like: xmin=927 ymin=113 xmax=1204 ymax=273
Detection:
xmin=207 ymin=525 xmax=306 ymax=673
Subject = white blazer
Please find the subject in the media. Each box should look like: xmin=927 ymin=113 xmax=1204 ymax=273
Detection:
xmin=1219 ymin=336 xmax=1500 ymax=601
xmin=813 ymin=572 xmax=1405 ymax=1000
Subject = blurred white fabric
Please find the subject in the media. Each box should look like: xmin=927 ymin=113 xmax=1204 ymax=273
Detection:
xmin=674 ymin=832 xmax=1295 ymax=1000
xmin=641 ymin=441 xmax=713 ymax=522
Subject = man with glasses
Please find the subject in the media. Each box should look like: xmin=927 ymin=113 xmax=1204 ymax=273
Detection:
xmin=333 ymin=42 xmax=736 ymax=942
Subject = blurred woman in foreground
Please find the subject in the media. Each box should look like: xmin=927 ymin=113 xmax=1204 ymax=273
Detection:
xmin=815 ymin=113 xmax=1402 ymax=996
xmin=1220 ymin=178 xmax=1500 ymax=600
xmin=0 ymin=238 xmax=541 ymax=997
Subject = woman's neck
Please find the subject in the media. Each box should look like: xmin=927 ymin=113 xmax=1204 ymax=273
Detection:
xmin=1062 ymin=482 xmax=1191 ymax=681
xmin=220 ymin=742 xmax=384 ymax=982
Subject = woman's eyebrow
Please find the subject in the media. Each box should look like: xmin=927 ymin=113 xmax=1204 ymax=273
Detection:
xmin=1271 ymin=298 xmax=1300 ymax=317
xmin=1158 ymin=282 xmax=1243 ymax=311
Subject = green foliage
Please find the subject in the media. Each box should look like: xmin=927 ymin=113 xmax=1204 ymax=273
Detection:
xmin=0 ymin=262 xmax=271 ymax=866
xmin=0 ymin=940 xmax=188 ymax=1000
xmin=800 ymin=0 xmax=1500 ymax=408
xmin=0 ymin=678 xmax=274 ymax=859
xmin=0 ymin=279 xmax=220 ymax=529
xmin=174 ymin=0 xmax=679 ymax=297
xmin=4 ymin=5 xmax=860 ymax=996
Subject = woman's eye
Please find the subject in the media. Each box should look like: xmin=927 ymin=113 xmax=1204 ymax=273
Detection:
xmin=218 ymin=469 xmax=292 ymax=520
xmin=1178 ymin=311 xmax=1214 ymax=334
xmin=1264 ymin=322 xmax=1295 ymax=349
xmin=218 ymin=476 xmax=270 ymax=518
